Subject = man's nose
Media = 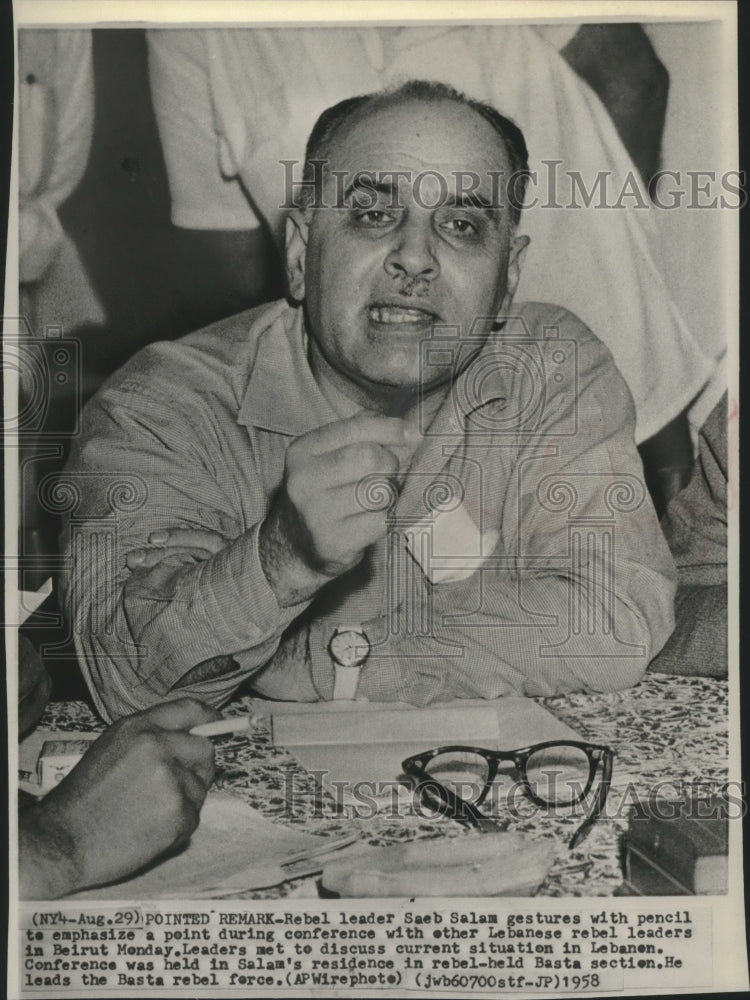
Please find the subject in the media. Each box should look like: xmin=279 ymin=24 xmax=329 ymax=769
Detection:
xmin=384 ymin=221 xmax=440 ymax=284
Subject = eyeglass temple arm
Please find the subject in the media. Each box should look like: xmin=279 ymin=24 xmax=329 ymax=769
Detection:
xmin=568 ymin=752 xmax=614 ymax=850
xmin=408 ymin=768 xmax=489 ymax=828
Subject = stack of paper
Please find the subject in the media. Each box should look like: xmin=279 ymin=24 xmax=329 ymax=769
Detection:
xmin=268 ymin=697 xmax=581 ymax=805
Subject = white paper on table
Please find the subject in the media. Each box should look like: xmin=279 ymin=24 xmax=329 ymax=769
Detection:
xmin=67 ymin=792 xmax=357 ymax=899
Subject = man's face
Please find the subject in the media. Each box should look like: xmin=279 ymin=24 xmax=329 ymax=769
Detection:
xmin=286 ymin=98 xmax=528 ymax=408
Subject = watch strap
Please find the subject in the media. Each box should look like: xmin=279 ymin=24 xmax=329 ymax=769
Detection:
xmin=332 ymin=662 xmax=361 ymax=700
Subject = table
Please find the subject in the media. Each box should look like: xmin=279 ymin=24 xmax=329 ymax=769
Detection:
xmin=37 ymin=673 xmax=729 ymax=898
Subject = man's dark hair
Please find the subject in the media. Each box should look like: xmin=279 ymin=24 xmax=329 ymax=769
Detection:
xmin=300 ymin=79 xmax=530 ymax=225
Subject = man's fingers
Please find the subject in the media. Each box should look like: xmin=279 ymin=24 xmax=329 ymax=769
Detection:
xmin=315 ymin=442 xmax=401 ymax=487
xmin=147 ymin=529 xmax=227 ymax=552
xmin=136 ymin=697 xmax=221 ymax=732
xmin=126 ymin=528 xmax=228 ymax=569
xmin=300 ymin=415 xmax=420 ymax=457
xmin=168 ymin=768 xmax=208 ymax=844
xmin=126 ymin=529 xmax=228 ymax=568
xmin=339 ymin=509 xmax=390 ymax=547
xmin=174 ymin=770 xmax=208 ymax=828
xmin=162 ymin=730 xmax=217 ymax=791
xmin=127 ymin=546 xmax=216 ymax=570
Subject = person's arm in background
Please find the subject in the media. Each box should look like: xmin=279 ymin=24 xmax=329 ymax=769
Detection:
xmin=646 ymin=585 xmax=726 ymax=677
xmin=561 ymin=23 xmax=668 ymax=186
xmin=146 ymin=29 xmax=283 ymax=312
xmin=648 ymin=393 xmax=728 ymax=677
xmin=19 ymin=698 xmax=219 ymax=899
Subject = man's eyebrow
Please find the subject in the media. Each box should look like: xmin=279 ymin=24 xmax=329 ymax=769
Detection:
xmin=443 ymin=192 xmax=496 ymax=211
xmin=340 ymin=176 xmax=501 ymax=213
xmin=343 ymin=177 xmax=400 ymax=204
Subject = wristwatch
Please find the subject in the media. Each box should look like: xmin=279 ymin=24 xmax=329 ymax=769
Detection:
xmin=328 ymin=626 xmax=371 ymax=700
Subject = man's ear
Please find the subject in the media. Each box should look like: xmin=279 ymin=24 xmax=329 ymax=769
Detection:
xmin=285 ymin=209 xmax=309 ymax=301
xmin=498 ymin=233 xmax=530 ymax=314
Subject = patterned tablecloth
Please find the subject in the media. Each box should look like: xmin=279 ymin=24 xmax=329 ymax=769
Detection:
xmin=38 ymin=673 xmax=729 ymax=898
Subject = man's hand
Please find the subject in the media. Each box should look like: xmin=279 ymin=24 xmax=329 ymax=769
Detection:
xmin=19 ymin=698 xmax=220 ymax=899
xmin=126 ymin=528 xmax=227 ymax=571
xmin=260 ymin=414 xmax=420 ymax=607
xmin=123 ymin=414 xmax=420 ymax=611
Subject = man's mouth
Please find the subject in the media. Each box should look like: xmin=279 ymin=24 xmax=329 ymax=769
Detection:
xmin=367 ymin=305 xmax=436 ymax=325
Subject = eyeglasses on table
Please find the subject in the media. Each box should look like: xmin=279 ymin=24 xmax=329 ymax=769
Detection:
xmin=402 ymin=739 xmax=614 ymax=849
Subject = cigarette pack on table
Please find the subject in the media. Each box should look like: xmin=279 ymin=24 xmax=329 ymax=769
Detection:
xmin=37 ymin=739 xmax=91 ymax=793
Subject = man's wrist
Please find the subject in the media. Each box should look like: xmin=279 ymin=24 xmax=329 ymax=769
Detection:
xmin=250 ymin=628 xmax=319 ymax=701
xmin=258 ymin=508 xmax=331 ymax=608
xmin=19 ymin=805 xmax=81 ymax=899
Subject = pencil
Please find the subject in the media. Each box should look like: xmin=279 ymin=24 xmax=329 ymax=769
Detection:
xmin=189 ymin=716 xmax=253 ymax=738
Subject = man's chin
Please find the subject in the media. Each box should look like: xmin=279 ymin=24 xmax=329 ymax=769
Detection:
xmin=353 ymin=367 xmax=454 ymax=415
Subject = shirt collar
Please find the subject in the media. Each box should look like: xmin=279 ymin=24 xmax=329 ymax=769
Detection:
xmin=237 ymin=301 xmax=339 ymax=436
xmin=237 ymin=301 xmax=521 ymax=437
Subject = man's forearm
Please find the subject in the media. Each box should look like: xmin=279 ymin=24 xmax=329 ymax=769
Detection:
xmin=70 ymin=522 xmax=314 ymax=718
xmin=331 ymin=569 xmax=673 ymax=705
xmin=258 ymin=506 xmax=333 ymax=608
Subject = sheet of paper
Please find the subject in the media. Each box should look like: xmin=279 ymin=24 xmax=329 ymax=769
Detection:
xmin=68 ymin=792 xmax=354 ymax=899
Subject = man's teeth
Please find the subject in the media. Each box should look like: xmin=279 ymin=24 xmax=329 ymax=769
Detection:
xmin=369 ymin=306 xmax=432 ymax=324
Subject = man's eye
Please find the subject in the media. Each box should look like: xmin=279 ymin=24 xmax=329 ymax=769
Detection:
xmin=354 ymin=209 xmax=395 ymax=227
xmin=441 ymin=216 xmax=478 ymax=236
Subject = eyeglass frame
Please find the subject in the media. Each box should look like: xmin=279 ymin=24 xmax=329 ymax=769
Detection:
xmin=401 ymin=739 xmax=614 ymax=850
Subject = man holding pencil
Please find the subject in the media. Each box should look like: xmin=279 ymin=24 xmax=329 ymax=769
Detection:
xmin=19 ymin=697 xmax=220 ymax=899
xmin=62 ymin=81 xmax=675 ymax=721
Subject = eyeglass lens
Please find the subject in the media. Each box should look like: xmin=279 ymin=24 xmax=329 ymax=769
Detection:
xmin=422 ymin=750 xmax=491 ymax=805
xmin=525 ymin=745 xmax=593 ymax=805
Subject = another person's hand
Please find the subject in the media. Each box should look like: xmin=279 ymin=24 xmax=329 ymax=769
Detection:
xmin=19 ymin=698 xmax=220 ymax=899
xmin=259 ymin=414 xmax=420 ymax=606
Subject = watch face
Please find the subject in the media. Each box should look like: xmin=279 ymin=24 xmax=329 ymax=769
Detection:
xmin=329 ymin=629 xmax=370 ymax=668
